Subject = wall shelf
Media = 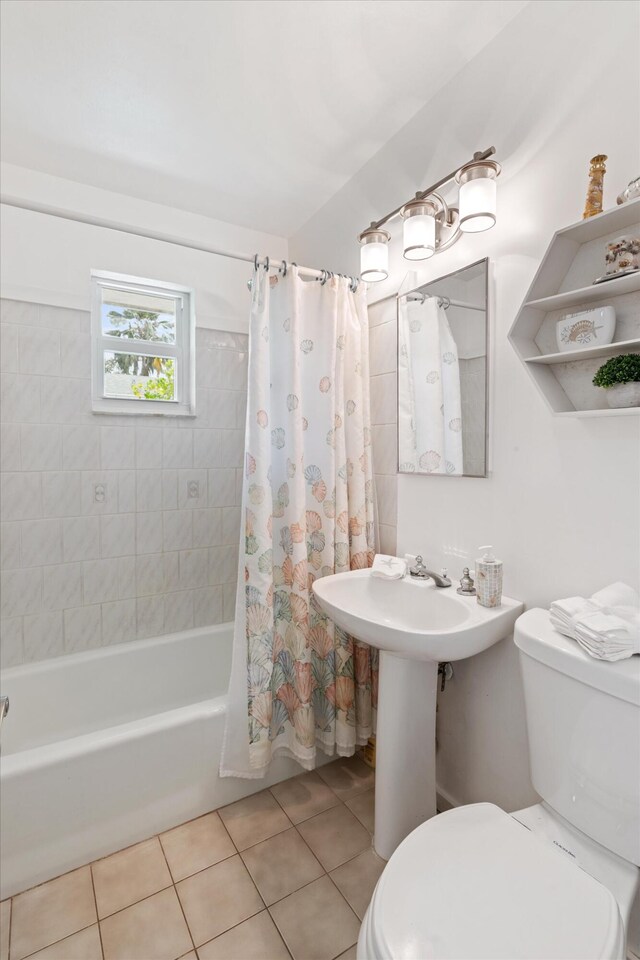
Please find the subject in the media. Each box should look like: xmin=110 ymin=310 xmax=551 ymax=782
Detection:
xmin=524 ymin=271 xmax=640 ymax=311
xmin=508 ymin=199 xmax=640 ymax=417
xmin=525 ymin=338 xmax=640 ymax=366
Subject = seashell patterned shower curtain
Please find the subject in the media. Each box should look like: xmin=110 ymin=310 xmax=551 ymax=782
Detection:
xmin=220 ymin=265 xmax=377 ymax=778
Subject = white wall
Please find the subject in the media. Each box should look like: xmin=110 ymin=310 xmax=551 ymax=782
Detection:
xmin=1 ymin=164 xmax=288 ymax=332
xmin=291 ymin=0 xmax=640 ymax=812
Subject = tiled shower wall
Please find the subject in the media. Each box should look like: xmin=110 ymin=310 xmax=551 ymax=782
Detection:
xmin=368 ymin=297 xmax=398 ymax=555
xmin=0 ymin=299 xmax=247 ymax=667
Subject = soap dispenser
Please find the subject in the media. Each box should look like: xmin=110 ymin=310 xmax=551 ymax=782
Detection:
xmin=475 ymin=545 xmax=503 ymax=608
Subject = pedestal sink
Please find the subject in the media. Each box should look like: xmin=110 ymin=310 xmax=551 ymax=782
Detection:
xmin=312 ymin=569 xmax=523 ymax=859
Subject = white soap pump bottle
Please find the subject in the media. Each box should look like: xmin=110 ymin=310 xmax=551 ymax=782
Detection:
xmin=475 ymin=544 xmax=503 ymax=608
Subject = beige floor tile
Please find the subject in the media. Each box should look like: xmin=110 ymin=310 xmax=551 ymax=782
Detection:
xmin=335 ymin=946 xmax=358 ymax=960
xmin=1 ymin=900 xmax=9 ymax=960
xmin=316 ymin=756 xmax=374 ymax=801
xmin=92 ymin=836 xmax=172 ymax=919
xmin=176 ymin=854 xmax=263 ymax=947
xmin=330 ymin=849 xmax=385 ymax=920
xmin=160 ymin=811 xmax=236 ymax=882
xmin=297 ymin=805 xmax=371 ymax=872
xmin=241 ymin=827 xmax=324 ymax=906
xmin=10 ymin=867 xmax=97 ymax=960
xmin=270 ymin=876 xmax=360 ymax=960
xmin=198 ymin=910 xmax=290 ymax=960
xmin=100 ymin=887 xmax=192 ymax=960
xmin=178 ymin=954 xmax=197 ymax=960
xmin=218 ymin=790 xmax=291 ymax=851
xmin=345 ymin=788 xmax=375 ymax=834
xmin=270 ymin=771 xmax=342 ymax=824
xmin=23 ymin=924 xmax=102 ymax=960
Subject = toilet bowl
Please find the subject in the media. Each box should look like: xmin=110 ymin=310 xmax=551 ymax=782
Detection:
xmin=358 ymin=610 xmax=640 ymax=959
xmin=358 ymin=802 xmax=637 ymax=960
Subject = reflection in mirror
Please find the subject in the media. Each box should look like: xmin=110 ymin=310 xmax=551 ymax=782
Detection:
xmin=397 ymin=258 xmax=488 ymax=477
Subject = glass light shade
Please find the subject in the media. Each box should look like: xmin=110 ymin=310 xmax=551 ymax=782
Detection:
xmin=359 ymin=229 xmax=389 ymax=281
xmin=403 ymin=212 xmax=436 ymax=260
xmin=456 ymin=160 xmax=500 ymax=233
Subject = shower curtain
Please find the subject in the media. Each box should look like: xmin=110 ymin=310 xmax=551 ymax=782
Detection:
xmin=398 ymin=296 xmax=463 ymax=475
xmin=221 ymin=266 xmax=377 ymax=778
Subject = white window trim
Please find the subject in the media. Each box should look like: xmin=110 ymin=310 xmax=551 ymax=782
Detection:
xmin=90 ymin=270 xmax=196 ymax=417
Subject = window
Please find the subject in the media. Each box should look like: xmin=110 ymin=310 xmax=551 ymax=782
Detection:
xmin=91 ymin=271 xmax=195 ymax=416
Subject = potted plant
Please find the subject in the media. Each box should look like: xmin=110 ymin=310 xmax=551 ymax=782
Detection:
xmin=592 ymin=354 xmax=640 ymax=408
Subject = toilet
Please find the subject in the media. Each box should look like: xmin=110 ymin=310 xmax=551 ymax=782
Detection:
xmin=359 ymin=608 xmax=640 ymax=960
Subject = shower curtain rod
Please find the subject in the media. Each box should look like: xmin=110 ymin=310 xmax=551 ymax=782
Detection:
xmin=406 ymin=294 xmax=484 ymax=312
xmin=0 ymin=194 xmax=357 ymax=284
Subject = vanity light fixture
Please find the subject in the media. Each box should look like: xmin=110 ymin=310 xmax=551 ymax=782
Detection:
xmin=358 ymin=146 xmax=500 ymax=280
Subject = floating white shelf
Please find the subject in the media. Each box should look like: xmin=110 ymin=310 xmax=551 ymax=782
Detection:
xmin=525 ymin=271 xmax=640 ymax=312
xmin=508 ymin=200 xmax=640 ymax=417
xmin=525 ymin=338 xmax=640 ymax=366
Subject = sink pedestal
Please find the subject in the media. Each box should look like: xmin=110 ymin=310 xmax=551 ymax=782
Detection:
xmin=374 ymin=652 xmax=438 ymax=860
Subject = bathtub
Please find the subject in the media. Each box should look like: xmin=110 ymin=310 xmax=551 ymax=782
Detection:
xmin=0 ymin=623 xmax=307 ymax=898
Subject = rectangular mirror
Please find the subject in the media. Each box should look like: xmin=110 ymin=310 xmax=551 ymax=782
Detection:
xmin=397 ymin=258 xmax=488 ymax=477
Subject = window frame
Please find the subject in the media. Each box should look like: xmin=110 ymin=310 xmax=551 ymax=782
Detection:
xmin=90 ymin=270 xmax=196 ymax=417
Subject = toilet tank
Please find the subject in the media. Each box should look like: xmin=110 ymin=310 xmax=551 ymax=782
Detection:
xmin=515 ymin=609 xmax=640 ymax=865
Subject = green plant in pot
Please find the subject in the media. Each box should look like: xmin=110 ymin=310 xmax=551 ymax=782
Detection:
xmin=592 ymin=354 xmax=640 ymax=408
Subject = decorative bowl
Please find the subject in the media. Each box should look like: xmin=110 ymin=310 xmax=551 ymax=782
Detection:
xmin=556 ymin=305 xmax=615 ymax=352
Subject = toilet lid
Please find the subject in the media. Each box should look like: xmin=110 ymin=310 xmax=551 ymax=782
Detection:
xmin=369 ymin=803 xmax=622 ymax=960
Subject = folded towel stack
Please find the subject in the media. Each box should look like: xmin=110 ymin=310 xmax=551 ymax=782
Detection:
xmin=550 ymin=581 xmax=640 ymax=661
xmin=371 ymin=554 xmax=407 ymax=580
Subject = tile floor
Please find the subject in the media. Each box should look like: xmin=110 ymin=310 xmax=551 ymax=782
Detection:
xmin=1 ymin=756 xmax=380 ymax=960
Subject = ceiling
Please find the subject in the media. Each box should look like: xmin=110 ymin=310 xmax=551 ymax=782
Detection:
xmin=0 ymin=0 xmax=527 ymax=237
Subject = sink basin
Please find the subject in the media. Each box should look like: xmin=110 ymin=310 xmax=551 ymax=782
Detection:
xmin=312 ymin=569 xmax=522 ymax=661
xmin=312 ymin=568 xmax=524 ymax=860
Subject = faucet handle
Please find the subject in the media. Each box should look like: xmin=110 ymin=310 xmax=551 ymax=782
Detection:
xmin=456 ymin=566 xmax=476 ymax=596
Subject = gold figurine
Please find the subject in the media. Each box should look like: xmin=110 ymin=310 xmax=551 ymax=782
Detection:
xmin=583 ymin=154 xmax=607 ymax=219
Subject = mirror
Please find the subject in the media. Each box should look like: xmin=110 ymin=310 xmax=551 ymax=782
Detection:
xmin=397 ymin=258 xmax=488 ymax=478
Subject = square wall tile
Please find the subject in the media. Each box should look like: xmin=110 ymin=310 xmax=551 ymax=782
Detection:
xmin=62 ymin=425 xmax=100 ymax=471
xmin=163 ymin=590 xmax=194 ymax=633
xmin=63 ymin=604 xmax=102 ymax=653
xmin=42 ymin=562 xmax=83 ymax=611
xmin=136 ymin=554 xmax=165 ymax=596
xmin=101 ymin=513 xmax=136 ymax=558
xmin=1 ymin=472 xmax=42 ymax=521
xmin=0 ymin=423 xmax=21 ymax=472
xmin=83 ymin=558 xmax=120 ymax=604
xmin=60 ymin=331 xmax=91 ymax=380
xmin=101 ymin=427 xmax=135 ymax=469
xmin=135 ymin=427 xmax=163 ymax=469
xmin=136 ymin=470 xmax=163 ymax=512
xmin=1 ymin=521 xmax=21 ymax=569
xmin=20 ymin=424 xmax=62 ymax=471
xmin=179 ymin=549 xmax=209 ymax=589
xmin=136 ymin=512 xmax=164 ymax=555
xmin=1 ymin=617 xmax=24 ymax=666
xmin=193 ymin=585 xmax=223 ymax=627
xmin=42 ymin=472 xmax=82 ymax=518
xmin=63 ymin=516 xmax=101 ymax=562
xmin=18 ymin=326 xmax=61 ymax=377
xmin=21 ymin=518 xmax=63 ymax=567
xmin=0 ymin=373 xmax=41 ymax=423
xmin=163 ymin=511 xmax=192 ymax=552
xmin=0 ymin=568 xmax=41 ymax=618
xmin=23 ymin=611 xmax=64 ymax=661
xmin=1 ymin=323 xmax=19 ymax=373
xmin=101 ymin=598 xmax=137 ymax=645
xmin=136 ymin=594 xmax=164 ymax=639
xmin=162 ymin=430 xmax=192 ymax=469
xmin=192 ymin=509 xmax=221 ymax=549
xmin=208 ymin=469 xmax=236 ymax=507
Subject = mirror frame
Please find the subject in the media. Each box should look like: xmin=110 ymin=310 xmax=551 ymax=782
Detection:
xmin=396 ymin=257 xmax=489 ymax=479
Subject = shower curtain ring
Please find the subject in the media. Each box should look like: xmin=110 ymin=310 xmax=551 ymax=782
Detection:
xmin=320 ymin=269 xmax=328 ymax=285
xmin=280 ymin=260 xmax=288 ymax=277
xmin=263 ymin=256 xmax=270 ymax=273
xmin=253 ymin=254 xmax=259 ymax=272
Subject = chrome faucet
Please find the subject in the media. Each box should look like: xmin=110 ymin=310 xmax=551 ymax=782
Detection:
xmin=409 ymin=556 xmax=452 ymax=588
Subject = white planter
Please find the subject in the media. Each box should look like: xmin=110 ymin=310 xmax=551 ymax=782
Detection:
xmin=605 ymin=381 xmax=640 ymax=408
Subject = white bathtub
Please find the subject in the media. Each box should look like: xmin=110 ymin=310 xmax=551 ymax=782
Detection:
xmin=0 ymin=624 xmax=306 ymax=898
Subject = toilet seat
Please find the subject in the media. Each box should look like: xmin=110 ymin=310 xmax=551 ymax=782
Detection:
xmin=360 ymin=803 xmax=623 ymax=960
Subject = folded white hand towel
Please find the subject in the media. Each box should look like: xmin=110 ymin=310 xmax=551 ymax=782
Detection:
xmin=573 ymin=610 xmax=640 ymax=662
xmin=371 ymin=554 xmax=407 ymax=580
xmin=550 ymin=597 xmax=599 ymax=639
xmin=591 ymin=581 xmax=640 ymax=610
